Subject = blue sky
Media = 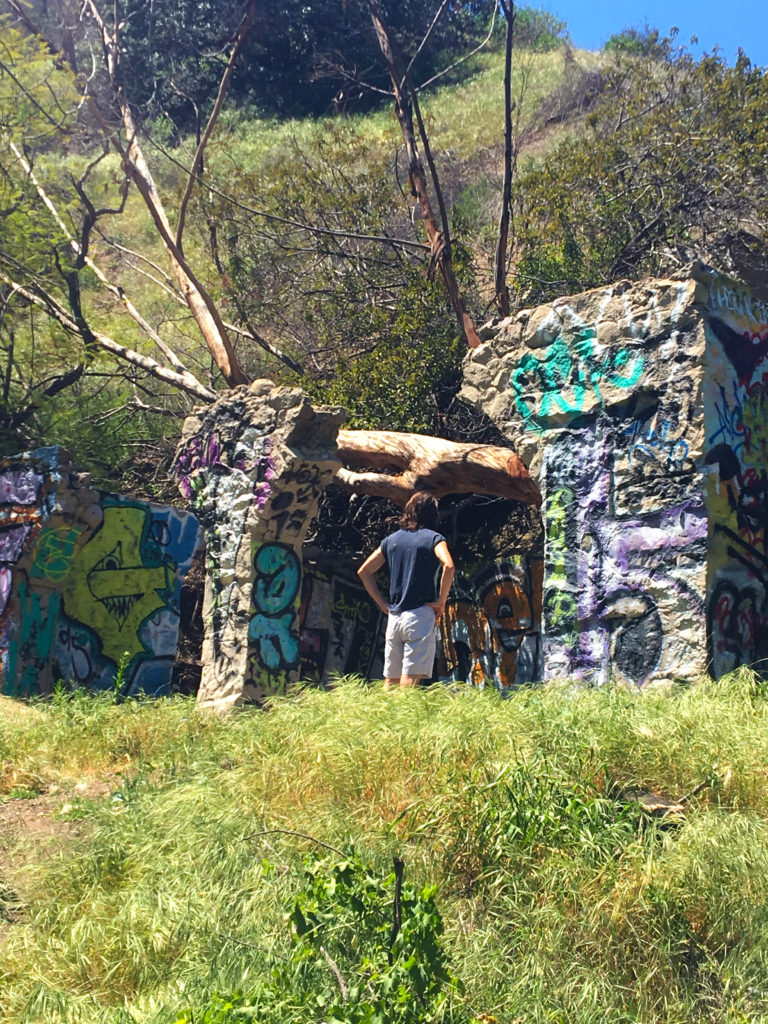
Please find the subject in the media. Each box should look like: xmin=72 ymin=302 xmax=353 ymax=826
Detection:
xmin=547 ymin=0 xmax=768 ymax=67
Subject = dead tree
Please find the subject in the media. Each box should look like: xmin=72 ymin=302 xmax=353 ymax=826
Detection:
xmin=494 ymin=0 xmax=515 ymax=317
xmin=366 ymin=0 xmax=482 ymax=351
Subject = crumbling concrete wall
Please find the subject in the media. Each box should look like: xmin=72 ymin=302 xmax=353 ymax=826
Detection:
xmin=461 ymin=262 xmax=768 ymax=684
xmin=175 ymin=380 xmax=345 ymax=710
xmin=0 ymin=447 xmax=202 ymax=697
xmin=704 ymin=275 xmax=768 ymax=676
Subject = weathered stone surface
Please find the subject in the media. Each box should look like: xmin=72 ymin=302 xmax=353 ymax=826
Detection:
xmin=461 ymin=263 xmax=768 ymax=686
xmin=0 ymin=447 xmax=202 ymax=698
xmin=175 ymin=381 xmax=345 ymax=711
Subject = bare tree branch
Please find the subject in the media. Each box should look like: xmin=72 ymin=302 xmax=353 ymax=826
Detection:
xmin=366 ymin=0 xmax=482 ymax=350
xmin=80 ymin=0 xmax=249 ymax=387
xmin=402 ymin=0 xmax=451 ymax=87
xmin=176 ymin=0 xmax=256 ymax=252
xmin=8 ymin=140 xmax=196 ymax=376
xmin=414 ymin=0 xmax=498 ymax=93
xmin=494 ymin=0 xmax=514 ymax=317
xmin=0 ymin=274 xmax=216 ymax=402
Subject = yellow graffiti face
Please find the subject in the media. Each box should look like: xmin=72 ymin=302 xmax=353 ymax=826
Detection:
xmin=62 ymin=506 xmax=171 ymax=663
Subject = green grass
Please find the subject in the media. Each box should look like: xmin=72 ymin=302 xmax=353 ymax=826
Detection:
xmin=3 ymin=672 xmax=768 ymax=1022
xmin=187 ymin=46 xmax=575 ymax=181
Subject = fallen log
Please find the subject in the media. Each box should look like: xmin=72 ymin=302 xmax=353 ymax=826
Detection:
xmin=335 ymin=429 xmax=541 ymax=507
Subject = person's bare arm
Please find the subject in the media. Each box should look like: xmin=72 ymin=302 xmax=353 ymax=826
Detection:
xmin=357 ymin=548 xmax=389 ymax=616
xmin=427 ymin=540 xmax=455 ymax=621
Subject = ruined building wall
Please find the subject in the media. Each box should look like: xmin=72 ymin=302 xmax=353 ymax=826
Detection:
xmin=437 ymin=551 xmax=543 ymax=690
xmin=0 ymin=447 xmax=202 ymax=697
xmin=703 ymin=276 xmax=768 ymax=676
xmin=462 ymin=264 xmax=768 ymax=685
xmin=175 ymin=380 xmax=345 ymax=710
xmin=299 ymin=551 xmax=386 ymax=684
xmin=5 ymin=265 xmax=762 ymax=703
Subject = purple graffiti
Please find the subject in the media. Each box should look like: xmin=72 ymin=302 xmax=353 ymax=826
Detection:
xmin=0 ymin=567 xmax=12 ymax=616
xmin=176 ymin=431 xmax=275 ymax=506
xmin=0 ymin=470 xmax=43 ymax=506
xmin=0 ymin=523 xmax=31 ymax=562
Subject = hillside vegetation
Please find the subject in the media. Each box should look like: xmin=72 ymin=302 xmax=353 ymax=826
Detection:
xmin=3 ymin=673 xmax=768 ymax=1023
xmin=2 ymin=4 xmax=766 ymax=495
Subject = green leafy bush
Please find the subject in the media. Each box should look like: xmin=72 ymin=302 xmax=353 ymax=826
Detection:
xmin=178 ymin=852 xmax=462 ymax=1024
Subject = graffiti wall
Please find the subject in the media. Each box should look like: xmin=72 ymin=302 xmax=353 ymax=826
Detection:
xmin=299 ymin=555 xmax=386 ymax=684
xmin=462 ymin=270 xmax=723 ymax=684
xmin=0 ymin=447 xmax=202 ymax=698
xmin=704 ymin=273 xmax=768 ymax=677
xmin=175 ymin=380 xmax=345 ymax=710
xmin=437 ymin=554 xmax=543 ymax=691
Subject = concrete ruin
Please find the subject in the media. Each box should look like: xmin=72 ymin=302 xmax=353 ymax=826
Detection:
xmin=0 ymin=447 xmax=202 ymax=697
xmin=2 ymin=263 xmax=766 ymax=705
xmin=174 ymin=380 xmax=345 ymax=710
xmin=462 ymin=262 xmax=768 ymax=685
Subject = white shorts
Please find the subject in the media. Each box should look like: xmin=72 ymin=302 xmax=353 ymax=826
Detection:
xmin=384 ymin=606 xmax=437 ymax=679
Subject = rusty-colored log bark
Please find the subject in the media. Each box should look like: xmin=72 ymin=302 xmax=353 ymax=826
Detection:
xmin=336 ymin=429 xmax=540 ymax=506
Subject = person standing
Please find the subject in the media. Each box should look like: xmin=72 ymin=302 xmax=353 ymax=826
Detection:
xmin=358 ymin=491 xmax=454 ymax=688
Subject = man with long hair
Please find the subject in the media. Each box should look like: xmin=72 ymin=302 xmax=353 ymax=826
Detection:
xmin=358 ymin=491 xmax=454 ymax=688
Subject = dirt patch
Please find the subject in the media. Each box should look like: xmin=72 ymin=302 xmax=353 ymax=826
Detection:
xmin=0 ymin=778 xmax=114 ymax=943
xmin=0 ymin=780 xmax=112 ymax=852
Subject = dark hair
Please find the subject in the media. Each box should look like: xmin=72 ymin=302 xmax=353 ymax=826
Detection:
xmin=398 ymin=491 xmax=439 ymax=531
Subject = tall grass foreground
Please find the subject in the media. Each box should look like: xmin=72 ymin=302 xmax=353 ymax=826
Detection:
xmin=2 ymin=672 xmax=768 ymax=1023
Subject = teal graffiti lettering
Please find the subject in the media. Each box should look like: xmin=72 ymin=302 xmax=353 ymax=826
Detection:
xmin=249 ymin=612 xmax=299 ymax=671
xmin=250 ymin=543 xmax=301 ymax=673
xmin=512 ymin=327 xmax=644 ymax=430
xmin=253 ymin=544 xmax=300 ymax=615
xmin=3 ymin=581 xmax=60 ymax=697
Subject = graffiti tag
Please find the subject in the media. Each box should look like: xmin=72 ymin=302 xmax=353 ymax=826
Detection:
xmin=511 ymin=327 xmax=645 ymax=432
xmin=249 ymin=543 xmax=301 ymax=673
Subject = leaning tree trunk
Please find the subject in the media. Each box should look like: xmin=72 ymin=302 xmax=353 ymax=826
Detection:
xmin=336 ymin=429 xmax=541 ymax=506
xmin=366 ymin=0 xmax=482 ymax=351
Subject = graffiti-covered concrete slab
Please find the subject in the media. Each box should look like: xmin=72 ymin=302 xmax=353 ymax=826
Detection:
xmin=437 ymin=554 xmax=543 ymax=690
xmin=462 ymin=262 xmax=768 ymax=684
xmin=175 ymin=380 xmax=345 ymax=711
xmin=0 ymin=447 xmax=202 ymax=697
xmin=704 ymin=276 xmax=768 ymax=677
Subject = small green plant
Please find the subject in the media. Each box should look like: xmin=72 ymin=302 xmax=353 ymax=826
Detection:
xmin=2 ymin=786 xmax=39 ymax=801
xmin=179 ymin=852 xmax=463 ymax=1024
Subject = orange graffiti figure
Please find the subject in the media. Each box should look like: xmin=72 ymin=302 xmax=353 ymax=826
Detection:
xmin=481 ymin=580 xmax=534 ymax=687
xmin=439 ymin=601 xmax=486 ymax=686
xmin=438 ymin=563 xmax=542 ymax=689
